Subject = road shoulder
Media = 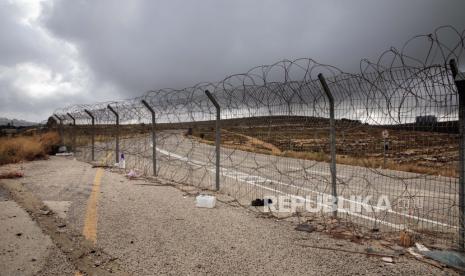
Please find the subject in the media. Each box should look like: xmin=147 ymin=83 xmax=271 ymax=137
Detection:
xmin=0 ymin=178 xmax=129 ymax=276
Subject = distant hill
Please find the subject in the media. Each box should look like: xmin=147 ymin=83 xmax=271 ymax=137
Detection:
xmin=0 ymin=117 xmax=38 ymax=127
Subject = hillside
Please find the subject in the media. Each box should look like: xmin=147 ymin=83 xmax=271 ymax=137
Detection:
xmin=0 ymin=117 xmax=38 ymax=127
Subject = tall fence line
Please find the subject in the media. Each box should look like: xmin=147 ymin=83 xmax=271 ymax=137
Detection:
xmin=54 ymin=26 xmax=465 ymax=248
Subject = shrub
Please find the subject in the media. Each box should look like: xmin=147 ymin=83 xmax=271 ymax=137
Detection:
xmin=39 ymin=132 xmax=60 ymax=153
xmin=0 ymin=131 xmax=60 ymax=165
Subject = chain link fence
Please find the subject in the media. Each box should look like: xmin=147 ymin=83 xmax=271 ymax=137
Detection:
xmin=53 ymin=26 xmax=465 ymax=248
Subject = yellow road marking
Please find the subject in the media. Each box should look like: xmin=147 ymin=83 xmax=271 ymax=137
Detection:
xmin=82 ymin=151 xmax=112 ymax=243
xmin=82 ymin=167 xmax=104 ymax=243
xmin=75 ymin=152 xmax=112 ymax=275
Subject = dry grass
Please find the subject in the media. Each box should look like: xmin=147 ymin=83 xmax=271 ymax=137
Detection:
xmin=60 ymin=133 xmax=114 ymax=148
xmin=191 ymin=130 xmax=457 ymax=177
xmin=0 ymin=132 xmax=60 ymax=165
xmin=39 ymin=131 xmax=61 ymax=152
xmin=281 ymin=150 xmax=456 ymax=177
xmin=222 ymin=130 xmax=282 ymax=154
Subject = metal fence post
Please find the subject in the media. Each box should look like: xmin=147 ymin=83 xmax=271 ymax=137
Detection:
xmin=318 ymin=73 xmax=338 ymax=218
xmin=141 ymin=100 xmax=157 ymax=176
xmin=67 ymin=113 xmax=76 ymax=151
xmin=205 ymin=90 xmax=221 ymax=191
xmin=66 ymin=113 xmax=76 ymax=126
xmin=107 ymin=104 xmax=120 ymax=164
xmin=54 ymin=114 xmax=64 ymax=146
xmin=451 ymin=59 xmax=465 ymax=250
xmin=84 ymin=109 xmax=95 ymax=161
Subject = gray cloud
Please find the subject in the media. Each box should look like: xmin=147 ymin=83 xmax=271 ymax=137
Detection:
xmin=1 ymin=0 xmax=464 ymax=122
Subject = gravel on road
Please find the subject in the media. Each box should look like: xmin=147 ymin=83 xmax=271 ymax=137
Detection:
xmin=0 ymin=157 xmax=458 ymax=275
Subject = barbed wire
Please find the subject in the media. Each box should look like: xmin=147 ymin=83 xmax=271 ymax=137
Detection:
xmin=54 ymin=26 xmax=464 ymax=245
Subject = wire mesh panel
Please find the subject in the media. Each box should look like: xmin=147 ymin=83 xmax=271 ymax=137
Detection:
xmin=325 ymin=68 xmax=459 ymax=243
xmin=54 ymin=26 xmax=465 ymax=247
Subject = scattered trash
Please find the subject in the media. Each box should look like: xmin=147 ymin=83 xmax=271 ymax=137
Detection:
xmin=0 ymin=171 xmax=23 ymax=179
xmin=251 ymin=198 xmax=273 ymax=206
xmin=422 ymin=250 xmax=465 ymax=271
xmin=126 ymin=169 xmax=140 ymax=179
xmin=407 ymin=247 xmax=423 ymax=259
xmin=382 ymin=257 xmax=394 ymax=263
xmin=295 ymin=223 xmax=315 ymax=233
xmin=119 ymin=153 xmax=126 ymax=169
xmin=58 ymin=146 xmax=67 ymax=153
xmin=299 ymin=244 xmax=396 ymax=258
xmin=389 ymin=244 xmax=406 ymax=255
xmin=415 ymin=242 xmax=430 ymax=252
xmin=196 ymin=195 xmax=216 ymax=208
xmin=115 ymin=158 xmax=126 ymax=169
xmin=406 ymin=246 xmax=447 ymax=269
xmin=55 ymin=152 xmax=73 ymax=156
xmin=38 ymin=207 xmax=51 ymax=215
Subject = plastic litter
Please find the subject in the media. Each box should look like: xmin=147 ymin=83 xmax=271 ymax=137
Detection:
xmin=115 ymin=153 xmax=126 ymax=169
xmin=56 ymin=152 xmax=73 ymax=156
xmin=415 ymin=243 xmax=429 ymax=252
xmin=295 ymin=223 xmax=315 ymax=233
xmin=422 ymin=250 xmax=465 ymax=271
xmin=382 ymin=257 xmax=394 ymax=263
xmin=126 ymin=169 xmax=139 ymax=179
xmin=196 ymin=195 xmax=216 ymax=208
xmin=251 ymin=198 xmax=273 ymax=206
xmin=407 ymin=247 xmax=423 ymax=259
xmin=119 ymin=153 xmax=126 ymax=169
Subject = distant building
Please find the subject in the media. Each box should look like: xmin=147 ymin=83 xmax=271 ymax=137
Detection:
xmin=415 ymin=115 xmax=437 ymax=125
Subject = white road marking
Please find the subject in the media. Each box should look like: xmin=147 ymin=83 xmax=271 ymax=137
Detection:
xmin=155 ymin=147 xmax=456 ymax=229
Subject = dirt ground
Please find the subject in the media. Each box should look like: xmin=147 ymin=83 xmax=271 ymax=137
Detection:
xmin=0 ymin=157 xmax=460 ymax=275
xmin=0 ymin=185 xmax=75 ymax=275
xmin=190 ymin=116 xmax=458 ymax=177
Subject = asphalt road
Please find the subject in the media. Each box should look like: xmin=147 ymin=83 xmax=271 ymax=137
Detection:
xmin=0 ymin=157 xmax=456 ymax=275
xmin=82 ymin=130 xmax=459 ymax=237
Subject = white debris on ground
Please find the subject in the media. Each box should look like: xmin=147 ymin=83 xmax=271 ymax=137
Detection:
xmin=196 ymin=195 xmax=216 ymax=208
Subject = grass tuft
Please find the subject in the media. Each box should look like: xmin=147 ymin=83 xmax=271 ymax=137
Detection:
xmin=0 ymin=132 xmax=60 ymax=165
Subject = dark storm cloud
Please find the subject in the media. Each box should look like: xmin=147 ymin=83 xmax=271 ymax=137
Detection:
xmin=0 ymin=0 xmax=464 ymax=121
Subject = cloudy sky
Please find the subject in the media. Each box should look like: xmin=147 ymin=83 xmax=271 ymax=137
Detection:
xmin=1 ymin=0 xmax=464 ymax=122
